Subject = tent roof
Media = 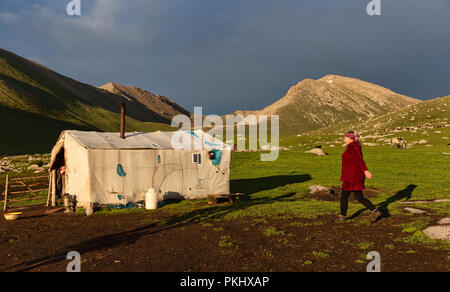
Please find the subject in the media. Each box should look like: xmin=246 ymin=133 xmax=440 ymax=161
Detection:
xmin=63 ymin=130 xmax=230 ymax=150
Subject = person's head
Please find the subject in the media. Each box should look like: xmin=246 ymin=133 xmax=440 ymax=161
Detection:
xmin=344 ymin=131 xmax=360 ymax=145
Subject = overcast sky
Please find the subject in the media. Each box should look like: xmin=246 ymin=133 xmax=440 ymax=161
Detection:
xmin=1 ymin=0 xmax=449 ymax=114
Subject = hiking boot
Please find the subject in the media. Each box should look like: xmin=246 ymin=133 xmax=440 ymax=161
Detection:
xmin=372 ymin=209 xmax=382 ymax=220
xmin=334 ymin=215 xmax=346 ymax=223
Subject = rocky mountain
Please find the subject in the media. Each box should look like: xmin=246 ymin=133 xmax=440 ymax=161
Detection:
xmin=231 ymin=75 xmax=421 ymax=134
xmin=100 ymin=82 xmax=190 ymax=121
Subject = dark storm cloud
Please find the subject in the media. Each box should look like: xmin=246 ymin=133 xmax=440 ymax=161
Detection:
xmin=1 ymin=0 xmax=449 ymax=114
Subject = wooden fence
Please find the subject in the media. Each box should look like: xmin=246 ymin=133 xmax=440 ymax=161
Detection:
xmin=1 ymin=174 xmax=49 ymax=211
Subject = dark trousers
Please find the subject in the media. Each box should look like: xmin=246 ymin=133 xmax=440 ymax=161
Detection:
xmin=340 ymin=190 xmax=376 ymax=216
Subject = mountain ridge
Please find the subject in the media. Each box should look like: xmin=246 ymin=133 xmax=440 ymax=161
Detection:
xmin=99 ymin=82 xmax=190 ymax=121
xmin=0 ymin=48 xmax=175 ymax=154
xmin=229 ymin=74 xmax=421 ymax=134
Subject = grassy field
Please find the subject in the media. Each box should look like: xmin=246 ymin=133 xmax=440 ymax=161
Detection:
xmin=88 ymin=131 xmax=449 ymax=247
xmin=5 ymin=130 xmax=449 ymax=223
xmin=1 ymin=132 xmax=448 ymax=272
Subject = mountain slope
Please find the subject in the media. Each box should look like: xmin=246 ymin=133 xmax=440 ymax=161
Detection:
xmin=100 ymin=82 xmax=190 ymax=121
xmin=309 ymin=95 xmax=450 ymax=136
xmin=231 ymin=75 xmax=421 ymax=134
xmin=0 ymin=48 xmax=174 ymax=154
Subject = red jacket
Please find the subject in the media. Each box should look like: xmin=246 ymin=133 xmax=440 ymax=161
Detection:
xmin=341 ymin=141 xmax=368 ymax=184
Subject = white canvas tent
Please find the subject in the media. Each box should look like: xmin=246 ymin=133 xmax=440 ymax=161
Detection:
xmin=48 ymin=130 xmax=231 ymax=207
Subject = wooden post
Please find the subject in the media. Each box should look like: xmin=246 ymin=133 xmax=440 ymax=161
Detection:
xmin=46 ymin=172 xmax=52 ymax=207
xmin=51 ymin=170 xmax=57 ymax=207
xmin=3 ymin=174 xmax=8 ymax=212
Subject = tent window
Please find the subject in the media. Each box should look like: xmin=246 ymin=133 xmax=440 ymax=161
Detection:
xmin=192 ymin=153 xmax=201 ymax=164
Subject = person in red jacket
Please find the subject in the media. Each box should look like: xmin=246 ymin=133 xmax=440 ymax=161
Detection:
xmin=336 ymin=131 xmax=382 ymax=222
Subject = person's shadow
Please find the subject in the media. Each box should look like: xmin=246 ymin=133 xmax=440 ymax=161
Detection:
xmin=349 ymin=184 xmax=417 ymax=221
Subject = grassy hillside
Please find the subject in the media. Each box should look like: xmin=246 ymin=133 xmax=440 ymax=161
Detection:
xmin=0 ymin=48 xmax=175 ymax=154
xmin=307 ymin=95 xmax=449 ymax=137
xmin=0 ymin=104 xmax=173 ymax=155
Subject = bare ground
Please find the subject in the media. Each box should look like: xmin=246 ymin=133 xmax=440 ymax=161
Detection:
xmin=0 ymin=205 xmax=448 ymax=272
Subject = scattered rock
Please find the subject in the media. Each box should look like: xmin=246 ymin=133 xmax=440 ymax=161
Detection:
xmin=437 ymin=218 xmax=450 ymax=225
xmin=423 ymin=226 xmax=450 ymax=241
xmin=404 ymin=207 xmax=427 ymax=214
xmin=399 ymin=201 xmax=428 ymax=205
xmin=418 ymin=140 xmax=428 ymax=144
xmin=28 ymin=164 xmax=40 ymax=170
xmin=308 ymin=185 xmax=329 ymax=194
xmin=305 ymin=148 xmax=327 ymax=156
xmin=363 ymin=142 xmax=377 ymax=147
xmin=399 ymin=199 xmax=450 ymax=204
xmin=261 ymin=145 xmax=291 ymax=151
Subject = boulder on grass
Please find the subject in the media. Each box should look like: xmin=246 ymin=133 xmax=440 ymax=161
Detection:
xmin=305 ymin=148 xmax=327 ymax=156
xmin=423 ymin=226 xmax=450 ymax=241
xmin=308 ymin=185 xmax=329 ymax=194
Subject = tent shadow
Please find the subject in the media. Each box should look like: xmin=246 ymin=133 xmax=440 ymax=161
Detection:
xmin=3 ymin=174 xmax=311 ymax=272
xmin=349 ymin=184 xmax=417 ymax=221
xmin=231 ymin=174 xmax=312 ymax=195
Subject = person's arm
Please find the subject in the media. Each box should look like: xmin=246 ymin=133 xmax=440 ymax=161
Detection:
xmin=357 ymin=149 xmax=373 ymax=179
xmin=352 ymin=147 xmax=372 ymax=179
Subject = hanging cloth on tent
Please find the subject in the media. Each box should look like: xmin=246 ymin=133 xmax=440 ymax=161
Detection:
xmin=208 ymin=150 xmax=222 ymax=166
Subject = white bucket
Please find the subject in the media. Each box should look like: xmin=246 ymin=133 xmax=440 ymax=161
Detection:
xmin=145 ymin=188 xmax=158 ymax=210
xmin=85 ymin=204 xmax=94 ymax=216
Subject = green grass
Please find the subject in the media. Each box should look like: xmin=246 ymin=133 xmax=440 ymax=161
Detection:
xmin=400 ymin=218 xmax=433 ymax=233
xmin=312 ymin=251 xmax=330 ymax=259
xmin=384 ymin=244 xmax=396 ymax=250
xmin=4 ymin=191 xmax=47 ymax=208
xmin=263 ymin=227 xmax=285 ymax=237
xmin=219 ymin=235 xmax=235 ymax=248
xmin=358 ymin=242 xmax=375 ymax=250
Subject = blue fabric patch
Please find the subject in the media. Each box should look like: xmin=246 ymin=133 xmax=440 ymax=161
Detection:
xmin=205 ymin=141 xmax=221 ymax=147
xmin=209 ymin=150 xmax=222 ymax=166
xmin=187 ymin=131 xmax=199 ymax=138
xmin=109 ymin=203 xmax=137 ymax=209
xmin=117 ymin=164 xmax=126 ymax=177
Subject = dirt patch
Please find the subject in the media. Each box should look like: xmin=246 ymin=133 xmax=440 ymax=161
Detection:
xmin=0 ymin=206 xmax=447 ymax=272
xmin=306 ymin=187 xmax=380 ymax=202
